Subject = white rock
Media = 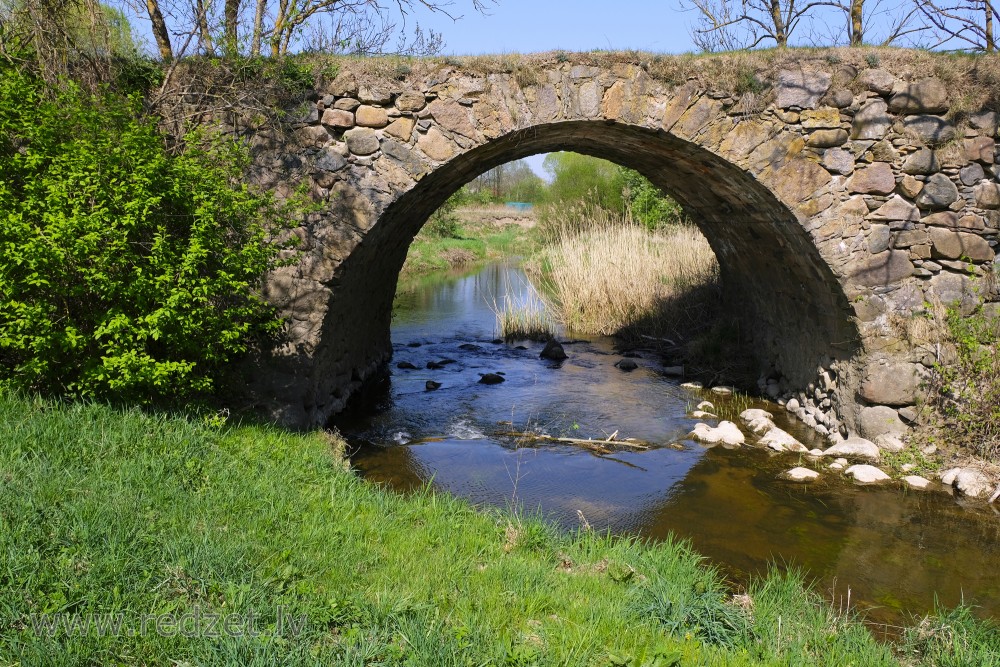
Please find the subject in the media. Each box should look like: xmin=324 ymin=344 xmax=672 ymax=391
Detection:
xmin=691 ymin=410 xmax=718 ymax=419
xmin=809 ymin=448 xmax=824 ymax=456
xmin=696 ymin=401 xmax=715 ymax=411
xmin=835 ymin=458 xmax=848 ymax=466
xmin=823 ymin=437 xmax=880 ymax=461
xmin=901 ymin=463 xmax=916 ymax=472
xmin=781 ymin=467 xmax=820 ymax=482
xmin=828 ymin=462 xmax=845 ymax=471
xmin=955 ymin=469 xmax=994 ymax=498
xmin=845 ymin=464 xmax=891 ymax=483
xmin=681 ymin=381 xmax=703 ymax=390
xmin=940 ymin=467 xmax=961 ymax=485
xmin=690 ymin=421 xmax=746 ymax=447
xmin=759 ymin=427 xmax=808 ymax=453
xmin=786 ymin=398 xmax=800 ymax=411
xmin=874 ymin=434 xmax=905 ymax=453
xmin=921 ymin=444 xmax=937 ymax=455
xmin=903 ymin=475 xmax=933 ymax=490
xmin=745 ymin=416 xmax=775 ymax=435
xmin=740 ymin=408 xmax=773 ymax=423
xmin=710 ymin=385 xmax=734 ymax=395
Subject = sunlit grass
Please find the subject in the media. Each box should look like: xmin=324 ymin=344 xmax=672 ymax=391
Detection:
xmin=1 ymin=392 xmax=997 ymax=665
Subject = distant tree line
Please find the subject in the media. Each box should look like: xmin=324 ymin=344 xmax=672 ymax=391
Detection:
xmin=680 ymin=0 xmax=997 ymax=52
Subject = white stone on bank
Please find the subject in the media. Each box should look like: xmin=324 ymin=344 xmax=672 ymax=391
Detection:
xmin=845 ymin=464 xmax=891 ymax=483
xmin=781 ymin=467 xmax=820 ymax=482
xmin=903 ymin=475 xmax=933 ymax=490
xmin=822 ymin=437 xmax=881 ymax=461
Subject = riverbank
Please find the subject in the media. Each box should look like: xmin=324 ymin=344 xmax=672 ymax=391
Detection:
xmin=3 ymin=392 xmax=997 ymax=664
xmin=398 ymin=205 xmax=537 ymax=282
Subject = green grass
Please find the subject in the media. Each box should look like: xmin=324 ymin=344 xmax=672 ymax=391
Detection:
xmin=400 ymin=211 xmax=538 ymax=280
xmin=1 ymin=392 xmax=998 ymax=665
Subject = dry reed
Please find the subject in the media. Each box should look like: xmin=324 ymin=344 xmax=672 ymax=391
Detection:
xmin=534 ymin=205 xmax=719 ymax=337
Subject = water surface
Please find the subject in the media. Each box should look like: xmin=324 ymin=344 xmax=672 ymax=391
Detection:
xmin=336 ymin=263 xmax=1000 ymax=627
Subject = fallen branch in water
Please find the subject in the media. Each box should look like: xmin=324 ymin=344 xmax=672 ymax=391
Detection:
xmin=496 ymin=431 xmax=652 ymax=452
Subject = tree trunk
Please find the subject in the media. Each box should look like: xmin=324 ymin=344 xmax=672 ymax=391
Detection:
xmin=251 ymin=0 xmax=267 ymax=55
xmin=770 ymin=0 xmax=787 ymax=45
xmin=194 ymin=0 xmax=215 ymax=54
xmin=986 ymin=0 xmax=995 ymax=51
xmin=145 ymin=0 xmax=174 ymax=60
xmin=850 ymin=0 xmax=864 ymax=45
xmin=224 ymin=0 xmax=240 ymax=55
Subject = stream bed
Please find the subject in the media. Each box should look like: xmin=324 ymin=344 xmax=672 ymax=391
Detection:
xmin=334 ymin=263 xmax=1000 ymax=627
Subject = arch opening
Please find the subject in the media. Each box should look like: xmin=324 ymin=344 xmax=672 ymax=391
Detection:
xmin=307 ymin=120 xmax=861 ymax=426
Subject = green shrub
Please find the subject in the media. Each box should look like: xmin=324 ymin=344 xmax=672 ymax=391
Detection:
xmin=927 ymin=304 xmax=1000 ymax=460
xmin=0 ymin=67 xmax=294 ymax=403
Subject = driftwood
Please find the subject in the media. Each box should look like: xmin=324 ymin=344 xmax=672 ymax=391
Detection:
xmin=496 ymin=430 xmax=652 ymax=453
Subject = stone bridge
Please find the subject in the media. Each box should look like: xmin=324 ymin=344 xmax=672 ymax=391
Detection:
xmin=241 ymin=52 xmax=1000 ymax=440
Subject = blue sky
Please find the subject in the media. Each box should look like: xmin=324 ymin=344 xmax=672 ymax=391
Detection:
xmin=406 ymin=1 xmax=697 ymax=55
xmin=406 ymin=0 xmax=700 ymax=175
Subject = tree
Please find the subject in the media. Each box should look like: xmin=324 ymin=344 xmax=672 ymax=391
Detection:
xmin=129 ymin=0 xmax=495 ymax=61
xmin=916 ymin=0 xmax=997 ymax=51
xmin=466 ymin=159 xmax=545 ymax=203
xmin=680 ymin=0 xmax=922 ymax=49
xmin=681 ymin=0 xmax=831 ymax=49
xmin=542 ymin=153 xmax=625 ymax=212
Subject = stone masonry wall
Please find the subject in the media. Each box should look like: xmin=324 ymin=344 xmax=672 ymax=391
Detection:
xmin=232 ymin=54 xmax=999 ymax=440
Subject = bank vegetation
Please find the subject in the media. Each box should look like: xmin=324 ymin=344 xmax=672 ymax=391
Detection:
xmin=2 ymin=392 xmax=998 ymax=665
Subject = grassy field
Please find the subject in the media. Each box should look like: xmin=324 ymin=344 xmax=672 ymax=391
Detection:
xmin=1 ymin=392 xmax=998 ymax=665
xmin=399 ymin=206 xmax=537 ymax=280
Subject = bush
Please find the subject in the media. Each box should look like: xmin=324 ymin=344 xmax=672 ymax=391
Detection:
xmin=0 ymin=67 xmax=293 ymax=403
xmin=927 ymin=304 xmax=1000 ymax=460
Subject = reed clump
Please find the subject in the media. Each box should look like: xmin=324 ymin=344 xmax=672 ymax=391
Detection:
xmin=489 ymin=277 xmax=555 ymax=341
xmin=532 ymin=200 xmax=720 ymax=338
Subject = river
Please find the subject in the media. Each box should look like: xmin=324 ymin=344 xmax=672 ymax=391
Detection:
xmin=334 ymin=262 xmax=1000 ymax=628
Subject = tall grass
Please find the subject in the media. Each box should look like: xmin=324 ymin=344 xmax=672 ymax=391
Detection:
xmin=533 ymin=201 xmax=720 ymax=337
xmin=488 ymin=274 xmax=555 ymax=341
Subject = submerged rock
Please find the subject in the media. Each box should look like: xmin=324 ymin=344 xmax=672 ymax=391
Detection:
xmin=903 ymin=475 xmax=933 ymax=490
xmin=396 ymin=361 xmax=417 ymax=370
xmin=690 ymin=421 xmax=745 ymax=447
xmin=478 ymin=373 xmax=505 ymax=385
xmin=425 ymin=380 xmax=442 ymax=391
xmin=540 ymin=339 xmax=568 ymax=360
xmin=845 ymin=464 xmax=891 ymax=484
xmin=615 ymin=359 xmax=639 ymax=372
xmin=780 ymin=467 xmax=820 ymax=482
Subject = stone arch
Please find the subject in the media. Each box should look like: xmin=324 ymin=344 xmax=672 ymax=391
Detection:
xmin=243 ymin=56 xmax=999 ymax=435
xmin=272 ymin=120 xmax=860 ymax=428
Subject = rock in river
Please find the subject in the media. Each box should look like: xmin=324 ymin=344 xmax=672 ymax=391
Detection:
xmin=615 ymin=359 xmax=639 ymax=372
xmin=845 ymin=464 xmax=891 ymax=484
xmin=425 ymin=380 xmax=442 ymax=391
xmin=539 ymin=339 xmax=567 ymax=361
xmin=396 ymin=361 xmax=417 ymax=370
xmin=690 ymin=421 xmax=745 ymax=447
xmin=780 ymin=467 xmax=820 ymax=482
xmin=822 ymin=436 xmax=880 ymax=461
xmin=478 ymin=373 xmax=505 ymax=385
